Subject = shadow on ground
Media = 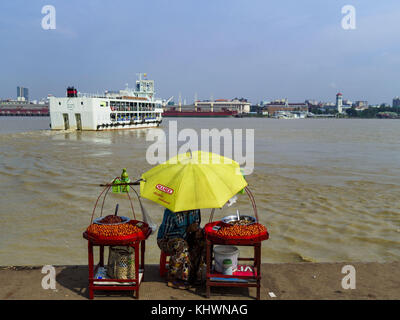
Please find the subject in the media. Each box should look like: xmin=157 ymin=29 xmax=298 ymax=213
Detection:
xmin=56 ymin=264 xmax=253 ymax=300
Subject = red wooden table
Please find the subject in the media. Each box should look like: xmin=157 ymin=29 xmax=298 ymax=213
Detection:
xmin=204 ymin=221 xmax=269 ymax=300
xmin=82 ymin=221 xmax=151 ymax=299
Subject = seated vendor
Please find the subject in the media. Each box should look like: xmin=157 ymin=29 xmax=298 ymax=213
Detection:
xmin=157 ymin=208 xmax=205 ymax=290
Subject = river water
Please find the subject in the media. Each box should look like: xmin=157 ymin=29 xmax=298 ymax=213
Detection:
xmin=0 ymin=117 xmax=399 ymax=265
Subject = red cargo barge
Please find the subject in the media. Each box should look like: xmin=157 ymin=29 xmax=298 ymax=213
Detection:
xmin=163 ymin=108 xmax=237 ymax=118
xmin=0 ymin=107 xmax=49 ymax=117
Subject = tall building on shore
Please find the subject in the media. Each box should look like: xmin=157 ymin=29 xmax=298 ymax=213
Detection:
xmin=336 ymin=93 xmax=343 ymax=113
xmin=393 ymin=97 xmax=400 ymax=107
xmin=17 ymin=86 xmax=29 ymax=102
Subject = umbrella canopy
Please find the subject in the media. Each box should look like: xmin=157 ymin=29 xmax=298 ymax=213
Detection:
xmin=140 ymin=151 xmax=247 ymax=212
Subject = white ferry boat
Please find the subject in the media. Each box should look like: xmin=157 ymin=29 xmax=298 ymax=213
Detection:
xmin=49 ymin=74 xmax=163 ymax=131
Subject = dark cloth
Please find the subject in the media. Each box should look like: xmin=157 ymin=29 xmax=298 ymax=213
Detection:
xmin=157 ymin=208 xmax=201 ymax=240
xmin=157 ymin=231 xmax=205 ymax=283
xmin=157 ymin=208 xmax=205 ymax=283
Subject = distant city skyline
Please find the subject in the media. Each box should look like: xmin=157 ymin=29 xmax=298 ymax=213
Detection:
xmin=1 ymin=0 xmax=400 ymax=104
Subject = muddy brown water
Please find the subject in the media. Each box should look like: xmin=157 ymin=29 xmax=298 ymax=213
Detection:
xmin=0 ymin=117 xmax=399 ymax=265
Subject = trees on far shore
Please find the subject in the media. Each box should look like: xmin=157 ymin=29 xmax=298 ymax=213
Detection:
xmin=345 ymin=106 xmax=400 ymax=118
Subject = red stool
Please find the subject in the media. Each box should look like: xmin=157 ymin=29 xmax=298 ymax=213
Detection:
xmin=159 ymin=251 xmax=170 ymax=277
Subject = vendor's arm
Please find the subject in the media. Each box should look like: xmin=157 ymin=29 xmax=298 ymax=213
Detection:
xmin=186 ymin=209 xmax=201 ymax=234
xmin=187 ymin=222 xmax=199 ymax=234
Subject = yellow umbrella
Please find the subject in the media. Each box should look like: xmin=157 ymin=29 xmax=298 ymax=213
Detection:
xmin=139 ymin=151 xmax=247 ymax=212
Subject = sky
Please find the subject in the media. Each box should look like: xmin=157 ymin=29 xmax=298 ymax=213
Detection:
xmin=0 ymin=0 xmax=399 ymax=104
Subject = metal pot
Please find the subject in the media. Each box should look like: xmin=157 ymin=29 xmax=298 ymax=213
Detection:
xmin=221 ymin=215 xmax=256 ymax=226
xmin=93 ymin=216 xmax=130 ymax=225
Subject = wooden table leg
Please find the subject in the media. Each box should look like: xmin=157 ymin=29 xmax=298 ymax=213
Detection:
xmin=256 ymin=243 xmax=261 ymax=300
xmin=141 ymin=240 xmax=145 ymax=270
xmin=134 ymin=242 xmax=139 ymax=299
xmin=206 ymin=239 xmax=211 ymax=298
xmin=88 ymin=241 xmax=94 ymax=300
xmin=99 ymin=245 xmax=104 ymax=267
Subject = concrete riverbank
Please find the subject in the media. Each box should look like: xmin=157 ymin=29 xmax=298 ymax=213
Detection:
xmin=1 ymin=262 xmax=399 ymax=300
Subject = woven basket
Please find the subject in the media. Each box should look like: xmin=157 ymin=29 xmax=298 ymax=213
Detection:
xmin=107 ymin=246 xmax=135 ymax=279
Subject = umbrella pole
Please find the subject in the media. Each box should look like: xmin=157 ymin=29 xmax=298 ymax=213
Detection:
xmin=209 ymin=208 xmax=215 ymax=223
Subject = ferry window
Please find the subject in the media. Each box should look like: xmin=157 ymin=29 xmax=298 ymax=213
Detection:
xmin=110 ymin=114 xmax=116 ymax=122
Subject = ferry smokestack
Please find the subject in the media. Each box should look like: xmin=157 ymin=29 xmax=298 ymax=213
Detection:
xmin=67 ymin=86 xmax=78 ymax=97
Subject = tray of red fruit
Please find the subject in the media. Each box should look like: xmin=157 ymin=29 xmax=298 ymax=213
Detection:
xmin=85 ymin=218 xmax=150 ymax=242
xmin=204 ymin=221 xmax=269 ymax=244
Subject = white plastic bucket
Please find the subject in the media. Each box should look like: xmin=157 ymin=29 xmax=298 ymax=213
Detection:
xmin=213 ymin=245 xmax=239 ymax=273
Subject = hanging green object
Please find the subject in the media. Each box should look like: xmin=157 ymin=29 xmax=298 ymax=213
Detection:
xmin=121 ymin=168 xmax=130 ymax=193
xmin=112 ymin=178 xmax=121 ymax=193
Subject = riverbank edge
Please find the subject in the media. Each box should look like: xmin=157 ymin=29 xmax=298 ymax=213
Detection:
xmin=0 ymin=261 xmax=399 ymax=300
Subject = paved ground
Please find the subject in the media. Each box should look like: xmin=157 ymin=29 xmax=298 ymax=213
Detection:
xmin=0 ymin=262 xmax=399 ymax=300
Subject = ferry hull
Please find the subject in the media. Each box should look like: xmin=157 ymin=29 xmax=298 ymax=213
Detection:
xmin=96 ymin=122 xmax=161 ymax=131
